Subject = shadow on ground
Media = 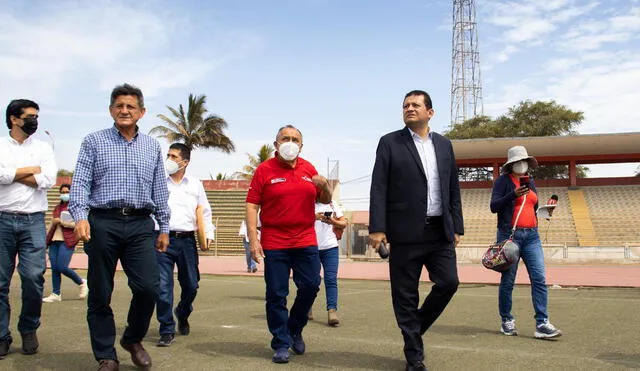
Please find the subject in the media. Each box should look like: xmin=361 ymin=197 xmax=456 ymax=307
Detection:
xmin=188 ymin=342 xmax=403 ymax=370
xmin=596 ymin=352 xmax=640 ymax=368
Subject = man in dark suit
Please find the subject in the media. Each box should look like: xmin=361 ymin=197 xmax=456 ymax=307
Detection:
xmin=369 ymin=90 xmax=464 ymax=371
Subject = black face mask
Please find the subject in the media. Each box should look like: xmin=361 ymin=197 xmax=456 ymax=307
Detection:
xmin=20 ymin=117 xmax=38 ymax=136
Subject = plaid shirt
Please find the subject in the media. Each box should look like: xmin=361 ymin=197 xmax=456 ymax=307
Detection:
xmin=69 ymin=125 xmax=170 ymax=233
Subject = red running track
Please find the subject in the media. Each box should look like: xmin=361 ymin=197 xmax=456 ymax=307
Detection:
xmin=66 ymin=254 xmax=640 ymax=288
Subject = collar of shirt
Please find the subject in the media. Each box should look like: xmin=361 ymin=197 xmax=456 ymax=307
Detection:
xmin=408 ymin=128 xmax=433 ymax=142
xmin=6 ymin=134 xmax=34 ymax=146
xmin=168 ymin=174 xmax=189 ymax=185
xmin=274 ymin=152 xmax=303 ymax=169
xmin=110 ymin=124 xmax=139 ymax=141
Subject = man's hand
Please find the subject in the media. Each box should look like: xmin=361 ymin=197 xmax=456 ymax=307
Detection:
xmin=368 ymin=232 xmax=387 ymax=252
xmin=75 ymin=220 xmax=91 ymax=242
xmin=156 ymin=233 xmax=169 ymax=252
xmin=200 ymin=239 xmax=210 ymax=252
xmin=51 ymin=217 xmax=61 ymax=226
xmin=250 ymin=239 xmax=265 ymax=264
xmin=454 ymin=233 xmax=460 ymax=248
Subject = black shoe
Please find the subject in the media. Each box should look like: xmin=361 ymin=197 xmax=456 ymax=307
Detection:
xmin=272 ymin=348 xmax=290 ymax=363
xmin=175 ymin=309 xmax=190 ymax=336
xmin=0 ymin=336 xmax=12 ymax=359
xmin=406 ymin=360 xmax=428 ymax=371
xmin=290 ymin=333 xmax=305 ymax=355
xmin=157 ymin=333 xmax=175 ymax=347
xmin=21 ymin=332 xmax=38 ymax=355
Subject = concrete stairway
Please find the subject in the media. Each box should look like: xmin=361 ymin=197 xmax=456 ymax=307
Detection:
xmin=567 ymin=189 xmax=599 ymax=246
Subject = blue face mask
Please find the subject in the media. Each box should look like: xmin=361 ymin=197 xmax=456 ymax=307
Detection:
xmin=60 ymin=194 xmax=70 ymax=202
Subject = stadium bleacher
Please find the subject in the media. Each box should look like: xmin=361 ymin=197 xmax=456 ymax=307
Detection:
xmin=45 ymin=184 xmax=639 ymax=255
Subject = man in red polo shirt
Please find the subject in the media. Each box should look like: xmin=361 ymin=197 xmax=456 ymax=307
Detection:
xmin=246 ymin=125 xmax=332 ymax=364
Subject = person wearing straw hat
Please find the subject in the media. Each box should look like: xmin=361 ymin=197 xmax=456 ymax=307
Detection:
xmin=490 ymin=145 xmax=562 ymax=339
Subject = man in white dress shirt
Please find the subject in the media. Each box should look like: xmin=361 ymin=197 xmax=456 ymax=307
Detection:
xmin=0 ymin=99 xmax=57 ymax=358
xmin=155 ymin=143 xmax=214 ymax=347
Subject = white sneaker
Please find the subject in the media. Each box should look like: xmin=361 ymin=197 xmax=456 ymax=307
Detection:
xmin=501 ymin=319 xmax=518 ymax=336
xmin=42 ymin=293 xmax=61 ymax=303
xmin=535 ymin=320 xmax=562 ymax=339
xmin=78 ymin=279 xmax=89 ymax=299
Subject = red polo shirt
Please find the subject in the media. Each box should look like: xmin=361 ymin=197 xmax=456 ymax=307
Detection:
xmin=246 ymin=155 xmax=320 ymax=250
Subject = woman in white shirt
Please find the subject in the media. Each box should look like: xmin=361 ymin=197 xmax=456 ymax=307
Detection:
xmin=311 ymin=201 xmax=347 ymax=326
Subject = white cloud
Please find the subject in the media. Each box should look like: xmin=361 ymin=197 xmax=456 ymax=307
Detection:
xmin=0 ymin=0 xmax=264 ymax=105
xmin=481 ymin=0 xmax=603 ymax=61
xmin=610 ymin=7 xmax=640 ymax=31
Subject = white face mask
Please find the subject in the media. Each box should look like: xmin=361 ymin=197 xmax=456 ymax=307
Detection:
xmin=60 ymin=194 xmax=70 ymax=202
xmin=512 ymin=161 xmax=529 ymax=174
xmin=165 ymin=159 xmax=182 ymax=175
xmin=278 ymin=141 xmax=300 ymax=161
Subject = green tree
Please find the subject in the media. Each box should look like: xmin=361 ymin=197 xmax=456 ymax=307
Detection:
xmin=149 ymin=94 xmax=235 ymax=152
xmin=57 ymin=169 xmax=73 ymax=177
xmin=234 ymin=144 xmax=274 ymax=180
xmin=446 ymin=100 xmax=588 ymax=180
xmin=215 ymin=173 xmax=227 ymax=180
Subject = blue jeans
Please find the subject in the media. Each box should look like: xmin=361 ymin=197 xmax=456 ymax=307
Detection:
xmin=318 ymin=247 xmax=339 ymax=310
xmin=497 ymin=227 xmax=548 ymax=325
xmin=243 ymin=240 xmax=257 ymax=271
xmin=155 ymin=236 xmax=200 ymax=335
xmin=264 ymin=246 xmax=320 ymax=350
xmin=0 ymin=211 xmax=46 ymax=340
xmin=48 ymin=241 xmax=83 ymax=294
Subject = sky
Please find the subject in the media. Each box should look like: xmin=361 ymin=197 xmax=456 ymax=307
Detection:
xmin=1 ymin=0 xmax=639 ymax=210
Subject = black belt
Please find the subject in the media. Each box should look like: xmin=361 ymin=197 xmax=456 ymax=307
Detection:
xmin=91 ymin=208 xmax=152 ymax=217
xmin=169 ymin=231 xmax=195 ymax=239
xmin=424 ymin=215 xmax=443 ymax=225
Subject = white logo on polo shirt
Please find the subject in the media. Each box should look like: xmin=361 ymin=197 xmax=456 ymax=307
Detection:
xmin=302 ymin=176 xmax=312 ymax=182
xmin=271 ymin=178 xmax=286 ymax=184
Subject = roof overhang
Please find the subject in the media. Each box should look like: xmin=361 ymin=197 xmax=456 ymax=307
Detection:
xmin=452 ymin=132 xmax=640 ymax=166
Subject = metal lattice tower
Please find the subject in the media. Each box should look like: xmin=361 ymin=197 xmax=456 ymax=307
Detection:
xmin=450 ymin=0 xmax=483 ymax=129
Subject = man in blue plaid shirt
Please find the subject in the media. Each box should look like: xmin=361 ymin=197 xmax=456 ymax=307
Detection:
xmin=69 ymin=83 xmax=170 ymax=371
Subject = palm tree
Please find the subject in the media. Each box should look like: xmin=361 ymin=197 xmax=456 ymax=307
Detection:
xmin=235 ymin=144 xmax=274 ymax=180
xmin=149 ymin=94 xmax=235 ymax=152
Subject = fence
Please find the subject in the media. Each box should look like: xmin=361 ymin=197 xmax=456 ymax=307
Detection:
xmin=340 ymin=225 xmax=640 ymax=263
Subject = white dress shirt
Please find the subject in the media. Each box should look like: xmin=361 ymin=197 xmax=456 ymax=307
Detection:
xmin=238 ymin=219 xmax=261 ymax=243
xmin=166 ymin=174 xmax=215 ymax=239
xmin=0 ymin=135 xmax=57 ymax=213
xmin=314 ymin=201 xmax=344 ymax=250
xmin=409 ymin=129 xmax=442 ymax=216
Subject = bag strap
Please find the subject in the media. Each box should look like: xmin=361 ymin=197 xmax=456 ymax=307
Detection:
xmin=509 ymin=194 xmax=527 ymax=239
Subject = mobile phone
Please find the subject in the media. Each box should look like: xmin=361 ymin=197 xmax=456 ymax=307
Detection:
xmin=323 ymin=211 xmax=333 ymax=217
xmin=378 ymin=242 xmax=390 ymax=259
xmin=519 ymin=176 xmax=530 ymax=188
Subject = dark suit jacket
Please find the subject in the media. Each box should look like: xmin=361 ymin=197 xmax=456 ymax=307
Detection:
xmin=369 ymin=128 xmax=464 ymax=244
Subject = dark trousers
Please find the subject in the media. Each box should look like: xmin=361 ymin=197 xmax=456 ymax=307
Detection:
xmin=85 ymin=211 xmax=159 ymax=361
xmin=263 ymin=246 xmax=321 ymax=351
xmin=389 ymin=223 xmax=459 ymax=363
xmin=155 ymin=235 xmax=200 ymax=335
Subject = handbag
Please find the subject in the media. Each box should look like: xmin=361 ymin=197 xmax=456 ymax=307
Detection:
xmin=333 ymin=226 xmax=344 ymax=240
xmin=329 ymin=201 xmax=345 ymax=240
xmin=482 ymin=194 xmax=526 ymax=272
